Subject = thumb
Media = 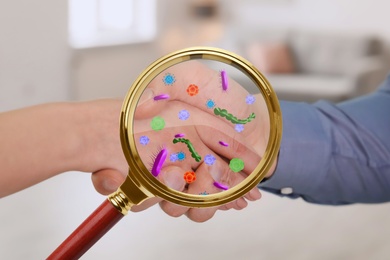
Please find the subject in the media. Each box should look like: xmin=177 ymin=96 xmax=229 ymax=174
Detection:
xmin=91 ymin=169 xmax=126 ymax=195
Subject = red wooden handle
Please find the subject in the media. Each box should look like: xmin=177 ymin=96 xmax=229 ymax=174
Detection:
xmin=47 ymin=199 xmax=124 ymax=260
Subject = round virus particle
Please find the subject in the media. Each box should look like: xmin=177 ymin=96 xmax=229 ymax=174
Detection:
xmin=177 ymin=151 xmax=186 ymax=161
xmin=178 ymin=109 xmax=190 ymax=120
xmin=170 ymin=153 xmax=178 ymax=162
xmin=163 ymin=73 xmax=175 ymax=85
xmin=246 ymin=94 xmax=256 ymax=105
xmin=151 ymin=116 xmax=165 ymax=131
xmin=186 ymin=84 xmax=199 ymax=96
xmin=184 ymin=171 xmax=196 ymax=184
xmin=229 ymin=158 xmax=245 ymax=173
xmin=235 ymin=124 xmax=244 ymax=133
xmin=205 ymin=99 xmax=216 ymax=109
xmin=204 ymin=154 xmax=216 ymax=166
xmin=139 ymin=135 xmax=150 ymax=145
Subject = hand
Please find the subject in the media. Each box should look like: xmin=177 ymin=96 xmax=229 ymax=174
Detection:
xmin=132 ymin=60 xmax=272 ymax=221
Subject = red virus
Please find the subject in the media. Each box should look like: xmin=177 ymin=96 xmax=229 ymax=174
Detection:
xmin=184 ymin=171 xmax=196 ymax=183
xmin=186 ymin=84 xmax=199 ymax=96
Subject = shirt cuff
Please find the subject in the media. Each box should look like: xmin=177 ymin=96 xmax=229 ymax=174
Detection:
xmin=258 ymin=101 xmax=331 ymax=198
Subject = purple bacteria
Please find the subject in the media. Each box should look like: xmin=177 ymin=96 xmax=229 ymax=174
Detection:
xmin=221 ymin=70 xmax=228 ymax=91
xmin=213 ymin=181 xmax=229 ymax=190
xmin=219 ymin=141 xmax=229 ymax=147
xmin=174 ymin=133 xmax=185 ymax=138
xmin=154 ymin=94 xmax=170 ymax=101
xmin=151 ymin=148 xmax=167 ymax=177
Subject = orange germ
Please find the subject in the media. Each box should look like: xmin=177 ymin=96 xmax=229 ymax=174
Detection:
xmin=186 ymin=84 xmax=199 ymax=96
xmin=183 ymin=171 xmax=196 ymax=183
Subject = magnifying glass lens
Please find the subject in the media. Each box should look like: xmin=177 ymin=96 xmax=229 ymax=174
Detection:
xmin=133 ymin=59 xmax=270 ymax=197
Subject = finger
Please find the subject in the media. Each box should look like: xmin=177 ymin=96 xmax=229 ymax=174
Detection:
xmin=158 ymin=165 xmax=190 ymax=218
xmin=245 ymin=187 xmax=262 ymax=201
xmin=91 ymin=169 xmax=126 ymax=195
xmin=131 ymin=197 xmax=162 ymax=212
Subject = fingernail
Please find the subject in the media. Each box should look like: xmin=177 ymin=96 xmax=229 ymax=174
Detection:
xmin=103 ymin=179 xmax=119 ymax=192
xmin=163 ymin=170 xmax=184 ymax=191
xmin=138 ymin=88 xmax=154 ymax=105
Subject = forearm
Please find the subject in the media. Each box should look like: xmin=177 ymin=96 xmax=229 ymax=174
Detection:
xmin=0 ymin=100 xmax=124 ymax=198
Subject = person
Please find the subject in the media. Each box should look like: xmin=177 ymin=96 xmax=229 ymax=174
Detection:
xmin=1 ymin=60 xmax=389 ymax=222
xmin=0 ymin=61 xmax=264 ymax=222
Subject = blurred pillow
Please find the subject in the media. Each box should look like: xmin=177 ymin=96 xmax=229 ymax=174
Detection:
xmin=247 ymin=42 xmax=295 ymax=74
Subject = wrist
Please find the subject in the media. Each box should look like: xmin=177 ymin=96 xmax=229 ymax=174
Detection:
xmin=72 ymin=99 xmax=125 ymax=174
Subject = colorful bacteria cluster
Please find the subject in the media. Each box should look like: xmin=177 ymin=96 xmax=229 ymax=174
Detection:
xmin=138 ymin=68 xmax=257 ymax=192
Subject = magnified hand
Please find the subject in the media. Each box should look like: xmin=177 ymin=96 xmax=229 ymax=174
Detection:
xmin=47 ymin=47 xmax=282 ymax=260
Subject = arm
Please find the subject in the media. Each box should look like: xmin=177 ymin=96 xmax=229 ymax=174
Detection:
xmin=0 ymin=100 xmax=127 ymax=198
xmin=259 ymin=74 xmax=390 ymax=204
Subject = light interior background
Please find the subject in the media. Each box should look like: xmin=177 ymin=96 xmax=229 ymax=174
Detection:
xmin=1 ymin=0 xmax=390 ymax=259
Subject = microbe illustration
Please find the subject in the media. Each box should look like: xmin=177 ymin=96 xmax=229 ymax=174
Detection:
xmin=186 ymin=84 xmax=199 ymax=96
xmin=204 ymin=154 xmax=216 ymax=166
xmin=214 ymin=107 xmax=256 ymax=124
xmin=174 ymin=133 xmax=185 ymax=138
xmin=246 ymin=94 xmax=256 ymax=105
xmin=229 ymin=158 xmax=245 ymax=173
xmin=151 ymin=148 xmax=168 ymax=177
xmin=235 ymin=124 xmax=244 ymax=133
xmin=199 ymin=191 xmax=209 ymax=195
xmin=178 ymin=109 xmax=190 ymax=120
xmin=221 ymin=70 xmax=228 ymax=91
xmin=154 ymin=94 xmax=170 ymax=101
xmin=219 ymin=141 xmax=229 ymax=147
xmin=173 ymin=137 xmax=202 ymax=162
xmin=151 ymin=116 xmax=166 ymax=131
xmin=206 ymin=99 xmax=216 ymax=109
xmin=214 ymin=181 xmax=229 ymax=190
xmin=177 ymin=151 xmax=186 ymax=161
xmin=170 ymin=153 xmax=178 ymax=162
xmin=139 ymin=135 xmax=150 ymax=145
xmin=163 ymin=73 xmax=175 ymax=85
xmin=184 ymin=171 xmax=196 ymax=184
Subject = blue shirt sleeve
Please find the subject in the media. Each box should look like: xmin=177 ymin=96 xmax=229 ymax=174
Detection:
xmin=258 ymin=74 xmax=390 ymax=205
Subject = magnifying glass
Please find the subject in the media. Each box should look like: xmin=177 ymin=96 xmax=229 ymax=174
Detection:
xmin=47 ymin=47 xmax=282 ymax=260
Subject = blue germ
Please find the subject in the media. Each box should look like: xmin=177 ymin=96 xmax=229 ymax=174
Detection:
xmin=170 ymin=153 xmax=178 ymax=162
xmin=246 ymin=94 xmax=256 ymax=105
xmin=205 ymin=99 xmax=216 ymax=109
xmin=177 ymin=151 xmax=186 ymax=161
xmin=163 ymin=73 xmax=175 ymax=85
xmin=139 ymin=135 xmax=149 ymax=145
xmin=235 ymin=124 xmax=244 ymax=133
xmin=204 ymin=154 xmax=216 ymax=166
xmin=199 ymin=191 xmax=209 ymax=195
xmin=178 ymin=109 xmax=190 ymax=120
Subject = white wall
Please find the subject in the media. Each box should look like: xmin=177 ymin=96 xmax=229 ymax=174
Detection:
xmin=0 ymin=1 xmax=70 ymax=111
xmin=233 ymin=0 xmax=390 ymax=40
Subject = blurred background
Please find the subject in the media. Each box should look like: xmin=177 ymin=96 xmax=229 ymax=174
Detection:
xmin=1 ymin=0 xmax=390 ymax=259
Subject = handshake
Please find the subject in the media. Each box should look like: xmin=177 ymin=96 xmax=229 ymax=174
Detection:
xmin=118 ymin=60 xmax=276 ymax=222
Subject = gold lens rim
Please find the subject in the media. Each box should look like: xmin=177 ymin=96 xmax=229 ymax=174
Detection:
xmin=120 ymin=46 xmax=282 ymax=208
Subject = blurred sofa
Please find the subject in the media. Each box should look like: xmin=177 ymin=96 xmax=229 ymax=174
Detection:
xmin=225 ymin=29 xmax=389 ymax=102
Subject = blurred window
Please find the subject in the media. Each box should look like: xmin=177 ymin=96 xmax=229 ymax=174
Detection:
xmin=68 ymin=0 xmax=156 ymax=48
